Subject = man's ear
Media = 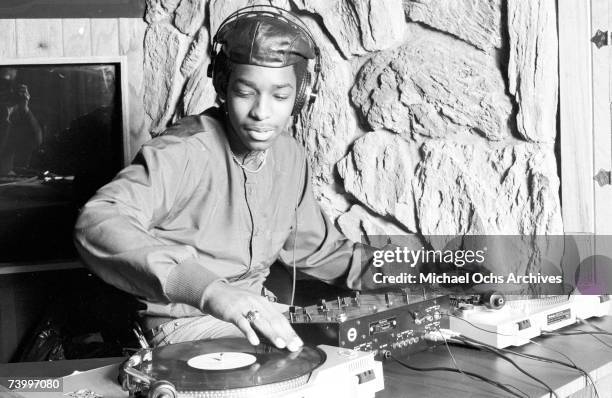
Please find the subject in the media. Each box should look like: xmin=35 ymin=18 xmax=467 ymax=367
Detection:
xmin=217 ymin=90 xmax=226 ymax=102
xmin=285 ymin=116 xmax=294 ymax=131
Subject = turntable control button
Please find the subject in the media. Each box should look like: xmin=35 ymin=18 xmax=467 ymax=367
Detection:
xmin=356 ymin=369 xmax=376 ymax=384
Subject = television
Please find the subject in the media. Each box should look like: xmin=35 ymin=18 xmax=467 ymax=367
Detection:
xmin=0 ymin=57 xmax=130 ymax=270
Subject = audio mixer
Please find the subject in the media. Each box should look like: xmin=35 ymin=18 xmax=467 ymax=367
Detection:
xmin=285 ymin=291 xmax=450 ymax=360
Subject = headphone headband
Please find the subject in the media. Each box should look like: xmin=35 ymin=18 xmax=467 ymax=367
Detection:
xmin=208 ymin=5 xmax=321 ymax=115
xmin=215 ymin=5 xmax=318 ymax=51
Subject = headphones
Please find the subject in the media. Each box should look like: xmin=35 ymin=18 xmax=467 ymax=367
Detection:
xmin=207 ymin=5 xmax=321 ymax=115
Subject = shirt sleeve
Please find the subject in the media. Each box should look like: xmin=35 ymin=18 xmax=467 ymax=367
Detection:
xmin=277 ymin=158 xmax=377 ymax=290
xmin=73 ymin=135 xmax=226 ymax=310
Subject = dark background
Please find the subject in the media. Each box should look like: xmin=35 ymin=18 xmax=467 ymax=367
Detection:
xmin=0 ymin=0 xmax=145 ymax=18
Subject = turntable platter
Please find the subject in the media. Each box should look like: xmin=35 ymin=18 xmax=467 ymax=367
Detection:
xmin=137 ymin=338 xmax=326 ymax=393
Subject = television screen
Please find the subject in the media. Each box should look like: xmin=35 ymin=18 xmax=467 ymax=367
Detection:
xmin=0 ymin=63 xmax=125 ymax=264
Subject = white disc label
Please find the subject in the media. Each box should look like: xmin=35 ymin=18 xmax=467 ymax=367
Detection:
xmin=187 ymin=352 xmax=257 ymax=370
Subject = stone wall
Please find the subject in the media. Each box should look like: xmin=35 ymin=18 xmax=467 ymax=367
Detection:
xmin=142 ymin=0 xmax=562 ymax=243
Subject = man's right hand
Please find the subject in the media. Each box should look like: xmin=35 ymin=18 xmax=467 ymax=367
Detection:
xmin=201 ymin=280 xmax=303 ymax=351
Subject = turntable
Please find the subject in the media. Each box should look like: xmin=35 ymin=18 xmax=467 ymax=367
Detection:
xmin=119 ymin=338 xmax=384 ymax=398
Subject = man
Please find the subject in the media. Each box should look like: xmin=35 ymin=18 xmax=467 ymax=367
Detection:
xmin=74 ymin=7 xmax=372 ymax=353
xmin=0 ymin=67 xmax=42 ymax=175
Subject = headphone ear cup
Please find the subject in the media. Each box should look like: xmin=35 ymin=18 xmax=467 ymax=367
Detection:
xmin=211 ymin=51 xmax=228 ymax=97
xmin=292 ymin=71 xmax=311 ymax=115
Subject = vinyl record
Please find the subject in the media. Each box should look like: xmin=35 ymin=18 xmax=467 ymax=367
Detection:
xmin=139 ymin=338 xmax=326 ymax=393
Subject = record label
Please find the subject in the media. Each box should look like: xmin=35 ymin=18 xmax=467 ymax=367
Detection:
xmin=187 ymin=352 xmax=257 ymax=370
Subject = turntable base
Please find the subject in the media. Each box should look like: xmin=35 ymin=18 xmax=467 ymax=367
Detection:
xmin=118 ymin=338 xmax=383 ymax=398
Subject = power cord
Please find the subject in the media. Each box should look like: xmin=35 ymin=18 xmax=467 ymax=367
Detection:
xmin=431 ymin=327 xmax=530 ymax=398
xmin=390 ymin=352 xmax=527 ymax=398
xmin=456 ymin=336 xmax=558 ymax=398
xmin=443 ymin=312 xmax=601 ymax=397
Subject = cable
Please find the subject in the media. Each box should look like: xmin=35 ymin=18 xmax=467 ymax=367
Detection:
xmin=289 ymin=154 xmax=306 ymax=307
xmin=434 ymin=326 xmax=530 ymax=398
xmin=545 ymin=329 xmax=612 ymax=350
xmin=389 ymin=355 xmax=526 ymax=398
xmin=444 ymin=312 xmax=604 ymax=396
xmin=578 ymin=317 xmax=610 ymax=333
xmin=543 ymin=330 xmax=612 ymax=337
xmin=459 ymin=334 xmax=598 ymax=398
xmin=507 ymin=342 xmax=598 ymax=398
xmin=443 ymin=312 xmax=520 ymax=337
xmin=526 ymin=340 xmax=599 ymax=398
xmin=456 ymin=336 xmax=558 ymax=398
xmin=443 ymin=314 xmax=599 ymax=397
xmin=449 ymin=332 xmax=597 ymax=397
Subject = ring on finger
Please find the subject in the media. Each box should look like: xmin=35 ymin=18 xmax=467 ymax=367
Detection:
xmin=244 ymin=309 xmax=260 ymax=323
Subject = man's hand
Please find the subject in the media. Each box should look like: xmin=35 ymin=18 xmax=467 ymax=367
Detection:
xmin=201 ymin=280 xmax=303 ymax=351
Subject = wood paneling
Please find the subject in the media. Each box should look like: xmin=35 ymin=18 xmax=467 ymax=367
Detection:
xmin=592 ymin=0 xmax=612 ymax=236
xmin=119 ymin=17 xmax=148 ymax=161
xmin=15 ymin=19 xmax=63 ymax=58
xmin=62 ymin=18 xmax=92 ymax=57
xmin=559 ymin=0 xmax=595 ymax=234
xmin=91 ymin=18 xmax=119 ymax=56
xmin=0 ymin=20 xmax=17 ymax=59
xmin=0 ymin=17 xmax=147 ymax=157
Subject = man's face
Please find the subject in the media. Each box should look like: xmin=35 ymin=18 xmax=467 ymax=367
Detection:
xmin=225 ymin=63 xmax=296 ymax=152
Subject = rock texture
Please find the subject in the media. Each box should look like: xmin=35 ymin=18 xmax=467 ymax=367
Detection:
xmin=507 ymin=0 xmax=558 ymax=143
xmin=351 ymin=24 xmax=512 ymax=141
xmin=143 ymin=22 xmax=189 ymax=134
xmin=293 ymin=15 xmax=361 ymax=217
xmin=175 ymin=0 xmax=207 ymax=36
xmin=145 ymin=0 xmax=181 ymax=23
xmin=337 ymin=204 xmax=419 ymax=248
xmin=339 ymin=135 xmax=562 ymax=237
xmin=414 ymin=141 xmax=562 ymax=236
xmin=338 ymin=131 xmax=420 ymax=232
xmin=404 ymin=0 xmax=502 ymax=53
xmin=140 ymin=0 xmax=563 ymax=242
xmin=292 ymin=0 xmax=405 ymax=58
xmin=180 ymin=27 xmax=217 ymax=116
